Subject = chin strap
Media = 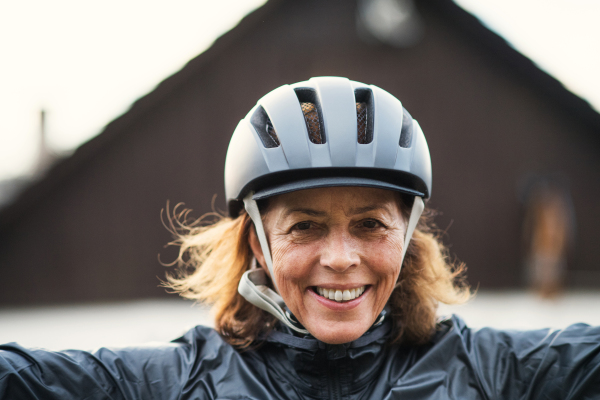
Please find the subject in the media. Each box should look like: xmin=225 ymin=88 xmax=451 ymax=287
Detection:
xmin=394 ymin=196 xmax=424 ymax=289
xmin=238 ymin=191 xmax=424 ymax=331
xmin=243 ymin=192 xmax=279 ymax=292
xmin=240 ymin=192 xmax=309 ymax=334
xmin=238 ymin=268 xmax=309 ymax=334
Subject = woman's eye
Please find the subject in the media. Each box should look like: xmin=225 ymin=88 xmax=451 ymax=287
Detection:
xmin=362 ymin=220 xmax=380 ymax=229
xmin=295 ymin=222 xmax=312 ymax=230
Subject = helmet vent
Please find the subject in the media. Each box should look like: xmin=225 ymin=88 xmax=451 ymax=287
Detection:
xmin=356 ymin=102 xmax=368 ymax=144
xmin=399 ymin=107 xmax=413 ymax=148
xmin=301 ymin=102 xmax=324 ymax=144
xmin=354 ymin=89 xmax=374 ymax=144
xmin=250 ymin=105 xmax=280 ymax=148
xmin=295 ymin=88 xmax=326 ymax=144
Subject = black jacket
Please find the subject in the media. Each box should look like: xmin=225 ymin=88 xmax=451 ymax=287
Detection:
xmin=1 ymin=315 xmax=599 ymax=399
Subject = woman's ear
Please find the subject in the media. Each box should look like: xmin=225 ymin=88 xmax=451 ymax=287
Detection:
xmin=248 ymin=224 xmax=269 ymax=276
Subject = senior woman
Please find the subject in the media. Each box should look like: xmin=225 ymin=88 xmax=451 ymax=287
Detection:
xmin=1 ymin=77 xmax=599 ymax=399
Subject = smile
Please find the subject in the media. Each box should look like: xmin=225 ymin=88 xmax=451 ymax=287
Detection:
xmin=314 ymin=286 xmax=366 ymax=302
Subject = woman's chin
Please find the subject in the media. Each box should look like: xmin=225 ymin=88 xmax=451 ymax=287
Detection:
xmin=296 ymin=288 xmax=380 ymax=344
xmin=305 ymin=321 xmax=370 ymax=344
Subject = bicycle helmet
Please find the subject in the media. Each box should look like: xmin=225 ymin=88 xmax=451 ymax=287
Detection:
xmin=225 ymin=77 xmax=431 ymax=333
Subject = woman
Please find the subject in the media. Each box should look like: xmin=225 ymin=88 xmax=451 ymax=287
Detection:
xmin=1 ymin=77 xmax=599 ymax=399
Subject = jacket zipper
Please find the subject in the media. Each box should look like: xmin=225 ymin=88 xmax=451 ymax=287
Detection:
xmin=327 ymin=358 xmax=343 ymax=400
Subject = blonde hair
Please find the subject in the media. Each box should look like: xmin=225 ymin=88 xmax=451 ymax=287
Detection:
xmin=164 ymin=203 xmax=470 ymax=349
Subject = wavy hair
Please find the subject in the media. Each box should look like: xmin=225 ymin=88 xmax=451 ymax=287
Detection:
xmin=164 ymin=201 xmax=470 ymax=349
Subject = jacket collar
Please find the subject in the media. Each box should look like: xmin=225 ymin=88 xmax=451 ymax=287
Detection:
xmin=264 ymin=307 xmax=392 ymax=359
xmin=258 ymin=308 xmax=394 ymax=397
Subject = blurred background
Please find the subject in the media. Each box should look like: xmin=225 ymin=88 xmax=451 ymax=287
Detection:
xmin=1 ymin=0 xmax=599 ymax=350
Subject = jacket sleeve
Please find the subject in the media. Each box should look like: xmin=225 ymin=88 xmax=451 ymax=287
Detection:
xmin=461 ymin=318 xmax=600 ymax=399
xmin=0 ymin=337 xmax=194 ymax=400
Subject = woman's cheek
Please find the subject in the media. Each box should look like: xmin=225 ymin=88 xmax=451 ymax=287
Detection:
xmin=371 ymin=237 xmax=403 ymax=264
xmin=271 ymin=241 xmax=318 ymax=313
xmin=271 ymin=238 xmax=316 ymax=282
xmin=369 ymin=238 xmax=404 ymax=283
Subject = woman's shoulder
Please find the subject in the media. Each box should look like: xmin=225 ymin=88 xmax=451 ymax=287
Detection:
xmin=436 ymin=314 xmax=600 ymax=348
xmin=170 ymin=324 xmax=241 ymax=360
xmin=422 ymin=314 xmax=600 ymax=398
xmin=173 ymin=324 xmax=226 ymax=346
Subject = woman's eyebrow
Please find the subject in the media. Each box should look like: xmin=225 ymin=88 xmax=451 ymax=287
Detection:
xmin=346 ymin=205 xmax=389 ymax=216
xmin=283 ymin=208 xmax=328 ymax=218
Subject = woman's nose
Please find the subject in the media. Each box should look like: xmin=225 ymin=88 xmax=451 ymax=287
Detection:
xmin=319 ymin=230 xmax=360 ymax=272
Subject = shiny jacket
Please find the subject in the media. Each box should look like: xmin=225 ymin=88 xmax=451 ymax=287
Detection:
xmin=1 ymin=315 xmax=599 ymax=399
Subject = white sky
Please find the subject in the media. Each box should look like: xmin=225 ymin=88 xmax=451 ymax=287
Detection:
xmin=454 ymin=0 xmax=600 ymax=111
xmin=0 ymin=0 xmax=266 ymax=180
xmin=0 ymin=0 xmax=598 ymax=181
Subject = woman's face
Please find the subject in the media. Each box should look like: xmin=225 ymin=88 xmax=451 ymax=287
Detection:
xmin=249 ymin=186 xmax=407 ymax=344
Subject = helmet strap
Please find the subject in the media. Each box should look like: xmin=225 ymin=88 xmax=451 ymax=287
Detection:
xmin=394 ymin=196 xmax=424 ymax=289
xmin=239 ymin=192 xmax=309 ymax=334
xmin=243 ymin=192 xmax=279 ymax=293
xmin=238 ymin=268 xmax=309 ymax=334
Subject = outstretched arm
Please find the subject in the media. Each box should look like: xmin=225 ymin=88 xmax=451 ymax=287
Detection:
xmin=0 ymin=339 xmax=191 ymax=400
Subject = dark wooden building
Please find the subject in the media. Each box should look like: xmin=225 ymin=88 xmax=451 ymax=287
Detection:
xmin=1 ymin=0 xmax=599 ymax=305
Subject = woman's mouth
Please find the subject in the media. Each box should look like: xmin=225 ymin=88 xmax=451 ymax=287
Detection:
xmin=313 ymin=286 xmax=367 ymax=302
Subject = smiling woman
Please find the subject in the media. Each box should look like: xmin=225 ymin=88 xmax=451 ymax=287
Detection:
xmin=165 ymin=77 xmax=470 ymax=350
xmin=168 ymin=184 xmax=467 ymax=348
xmin=1 ymin=77 xmax=599 ymax=400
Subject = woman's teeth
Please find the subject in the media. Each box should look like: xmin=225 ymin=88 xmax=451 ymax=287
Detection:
xmin=316 ymin=286 xmax=366 ymax=302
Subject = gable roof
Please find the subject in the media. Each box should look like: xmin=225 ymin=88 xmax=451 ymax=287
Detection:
xmin=425 ymin=0 xmax=600 ymax=134
xmin=1 ymin=0 xmax=598 ymax=229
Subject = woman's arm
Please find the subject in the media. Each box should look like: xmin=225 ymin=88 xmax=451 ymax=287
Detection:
xmin=466 ymin=319 xmax=600 ymax=399
xmin=0 ymin=337 xmax=192 ymax=399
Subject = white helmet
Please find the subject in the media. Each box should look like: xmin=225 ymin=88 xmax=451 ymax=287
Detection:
xmin=225 ymin=77 xmax=431 ymax=334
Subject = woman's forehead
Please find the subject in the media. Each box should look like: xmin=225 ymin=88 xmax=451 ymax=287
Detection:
xmin=266 ymin=186 xmax=404 ymax=214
